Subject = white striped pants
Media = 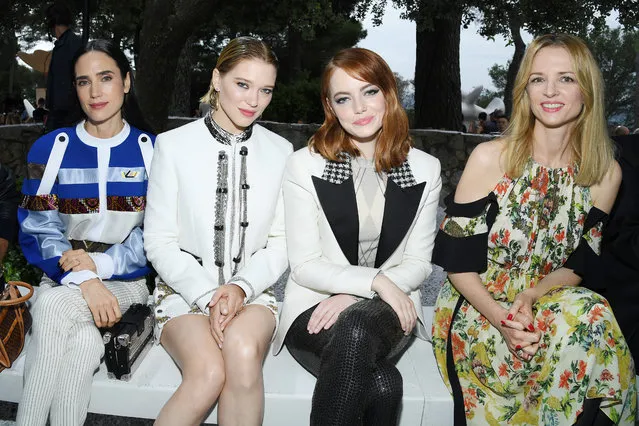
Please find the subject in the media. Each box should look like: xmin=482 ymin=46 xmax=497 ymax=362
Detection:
xmin=16 ymin=276 xmax=149 ymax=426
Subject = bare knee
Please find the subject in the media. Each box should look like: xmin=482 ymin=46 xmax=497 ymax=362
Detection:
xmin=181 ymin=356 xmax=226 ymax=404
xmin=222 ymin=334 xmax=264 ymax=389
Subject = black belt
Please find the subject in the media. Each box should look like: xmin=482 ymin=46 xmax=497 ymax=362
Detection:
xmin=69 ymin=239 xmax=113 ymax=253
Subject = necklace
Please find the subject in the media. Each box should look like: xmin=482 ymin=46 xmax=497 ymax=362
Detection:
xmin=212 ymin=146 xmax=250 ymax=284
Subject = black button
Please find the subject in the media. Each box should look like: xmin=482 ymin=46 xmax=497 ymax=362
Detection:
xmin=141 ymin=136 xmax=148 ymax=142
xmin=59 ymin=135 xmax=66 ymax=142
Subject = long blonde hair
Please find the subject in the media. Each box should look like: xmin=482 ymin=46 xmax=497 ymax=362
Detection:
xmin=200 ymin=37 xmax=278 ymax=110
xmin=503 ymin=33 xmax=613 ymax=186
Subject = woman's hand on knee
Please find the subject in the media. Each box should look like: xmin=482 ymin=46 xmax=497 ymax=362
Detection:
xmin=79 ymin=278 xmax=121 ymax=328
xmin=209 ymin=303 xmax=226 ymax=348
xmin=307 ymin=294 xmax=358 ymax=334
xmin=59 ymin=249 xmax=97 ymax=273
xmin=372 ymin=275 xmax=417 ymax=335
xmin=209 ymin=284 xmax=246 ymax=331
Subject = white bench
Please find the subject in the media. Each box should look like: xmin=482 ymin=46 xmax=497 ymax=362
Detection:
xmin=0 ymin=306 xmax=453 ymax=426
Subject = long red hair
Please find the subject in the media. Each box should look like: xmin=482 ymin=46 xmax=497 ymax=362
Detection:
xmin=309 ymin=48 xmax=411 ymax=171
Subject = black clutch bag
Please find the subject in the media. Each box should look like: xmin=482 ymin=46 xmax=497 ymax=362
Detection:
xmin=101 ymin=303 xmax=153 ymax=381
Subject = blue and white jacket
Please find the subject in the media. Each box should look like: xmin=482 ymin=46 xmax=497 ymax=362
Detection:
xmin=18 ymin=121 xmax=155 ymax=286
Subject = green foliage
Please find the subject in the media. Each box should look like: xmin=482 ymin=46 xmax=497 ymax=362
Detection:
xmin=394 ymin=72 xmax=414 ymax=108
xmin=476 ymin=88 xmax=502 ymax=109
xmin=262 ymin=73 xmax=324 ymax=124
xmin=488 ymin=62 xmax=508 ymax=95
xmin=586 ymin=27 xmax=638 ymax=127
xmin=2 ymin=175 xmax=42 ymax=285
xmin=2 ymin=244 xmax=42 ymax=285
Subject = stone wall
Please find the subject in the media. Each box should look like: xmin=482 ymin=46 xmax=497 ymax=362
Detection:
xmin=0 ymin=124 xmax=44 ymax=179
xmin=0 ymin=120 xmax=493 ymax=196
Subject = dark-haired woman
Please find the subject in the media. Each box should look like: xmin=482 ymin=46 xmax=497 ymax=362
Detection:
xmin=274 ymin=47 xmax=442 ymax=425
xmin=16 ymin=39 xmax=155 ymax=426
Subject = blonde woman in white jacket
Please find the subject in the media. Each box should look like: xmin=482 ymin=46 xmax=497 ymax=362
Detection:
xmin=144 ymin=37 xmax=292 ymax=426
xmin=274 ymin=48 xmax=442 ymax=425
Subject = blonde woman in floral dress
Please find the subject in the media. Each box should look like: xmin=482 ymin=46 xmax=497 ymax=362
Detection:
xmin=432 ymin=34 xmax=636 ymax=425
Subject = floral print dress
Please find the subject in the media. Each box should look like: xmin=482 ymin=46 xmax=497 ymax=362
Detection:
xmin=432 ymin=159 xmax=636 ymax=425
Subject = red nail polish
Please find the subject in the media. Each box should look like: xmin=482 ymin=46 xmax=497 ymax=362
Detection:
xmin=516 ymin=345 xmax=521 ymax=350
xmin=507 ymin=314 xmax=513 ymax=321
xmin=500 ymin=320 xmax=506 ymax=326
xmin=528 ymin=324 xmax=535 ymax=332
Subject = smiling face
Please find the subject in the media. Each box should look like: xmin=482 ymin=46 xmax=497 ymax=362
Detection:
xmin=74 ymin=51 xmax=130 ymax=127
xmin=526 ymin=46 xmax=584 ymax=131
xmin=328 ymin=67 xmax=386 ymax=146
xmin=211 ymin=58 xmax=276 ymax=134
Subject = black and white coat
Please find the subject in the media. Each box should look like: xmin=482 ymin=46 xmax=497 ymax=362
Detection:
xmin=273 ymin=146 xmax=442 ymax=354
xmin=144 ymin=118 xmax=293 ymax=314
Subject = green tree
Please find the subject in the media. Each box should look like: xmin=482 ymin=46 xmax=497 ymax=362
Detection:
xmin=0 ymin=0 xmax=43 ymax=108
xmin=475 ymin=0 xmax=638 ymax=115
xmin=394 ymin=72 xmax=414 ymax=108
xmin=360 ymin=0 xmax=638 ymax=130
xmin=587 ymin=27 xmax=638 ymax=126
xmin=488 ymin=62 xmax=507 ymax=95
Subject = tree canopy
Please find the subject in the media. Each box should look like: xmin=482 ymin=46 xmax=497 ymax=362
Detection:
xmin=3 ymin=0 xmax=639 ymax=130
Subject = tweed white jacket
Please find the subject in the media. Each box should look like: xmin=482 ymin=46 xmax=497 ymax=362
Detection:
xmin=144 ymin=118 xmax=293 ymax=313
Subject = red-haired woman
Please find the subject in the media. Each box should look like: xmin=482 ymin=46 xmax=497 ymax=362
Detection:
xmin=273 ymin=48 xmax=442 ymax=425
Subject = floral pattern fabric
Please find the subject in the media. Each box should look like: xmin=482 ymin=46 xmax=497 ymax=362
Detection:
xmin=433 ymin=159 xmax=636 ymax=425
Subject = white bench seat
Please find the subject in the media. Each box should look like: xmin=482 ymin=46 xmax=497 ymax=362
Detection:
xmin=0 ymin=306 xmax=453 ymax=425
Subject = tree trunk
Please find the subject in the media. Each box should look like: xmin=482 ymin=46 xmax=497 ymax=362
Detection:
xmin=136 ymin=0 xmax=218 ymax=131
xmin=635 ymin=49 xmax=639 ymax=128
xmin=1 ymin=5 xmax=18 ymax=95
xmin=169 ymin=35 xmax=194 ymax=117
xmin=504 ymin=18 xmax=525 ymax=117
xmin=413 ymin=11 xmax=462 ymax=130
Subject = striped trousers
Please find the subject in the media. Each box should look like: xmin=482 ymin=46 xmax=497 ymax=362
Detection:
xmin=16 ymin=276 xmax=148 ymax=426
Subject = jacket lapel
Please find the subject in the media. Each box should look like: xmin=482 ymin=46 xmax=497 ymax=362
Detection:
xmin=374 ymin=161 xmax=426 ymax=267
xmin=312 ymin=155 xmax=359 ymax=265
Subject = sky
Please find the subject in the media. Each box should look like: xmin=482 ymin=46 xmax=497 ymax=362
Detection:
xmin=357 ymin=5 xmax=620 ymax=94
xmin=357 ymin=6 xmax=530 ymax=94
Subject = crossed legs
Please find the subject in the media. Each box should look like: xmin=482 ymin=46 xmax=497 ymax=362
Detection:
xmin=16 ymin=278 xmax=148 ymax=426
xmin=285 ymin=298 xmax=411 ymax=426
xmin=155 ymin=305 xmax=275 ymax=426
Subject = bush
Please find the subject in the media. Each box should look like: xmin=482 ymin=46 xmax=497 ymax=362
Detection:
xmin=2 ymin=175 xmax=42 ymax=285
xmin=3 ymin=244 xmax=42 ymax=285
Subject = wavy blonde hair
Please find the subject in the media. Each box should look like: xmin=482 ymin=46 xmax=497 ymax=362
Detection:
xmin=503 ymin=33 xmax=613 ymax=186
xmin=200 ymin=37 xmax=278 ymax=110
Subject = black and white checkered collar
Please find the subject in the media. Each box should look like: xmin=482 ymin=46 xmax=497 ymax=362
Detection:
xmin=204 ymin=113 xmax=253 ymax=145
xmin=320 ymin=153 xmax=417 ymax=189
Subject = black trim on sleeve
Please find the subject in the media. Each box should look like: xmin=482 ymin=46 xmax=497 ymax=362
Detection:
xmin=565 ymin=206 xmax=608 ymax=290
xmin=583 ymin=206 xmax=607 ymax=230
xmin=432 ymin=192 xmax=499 ymax=273
xmin=564 ymin=242 xmax=593 ymax=277
xmin=433 ymin=232 xmax=490 ymax=273
xmin=444 ymin=191 xmax=497 ymax=219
